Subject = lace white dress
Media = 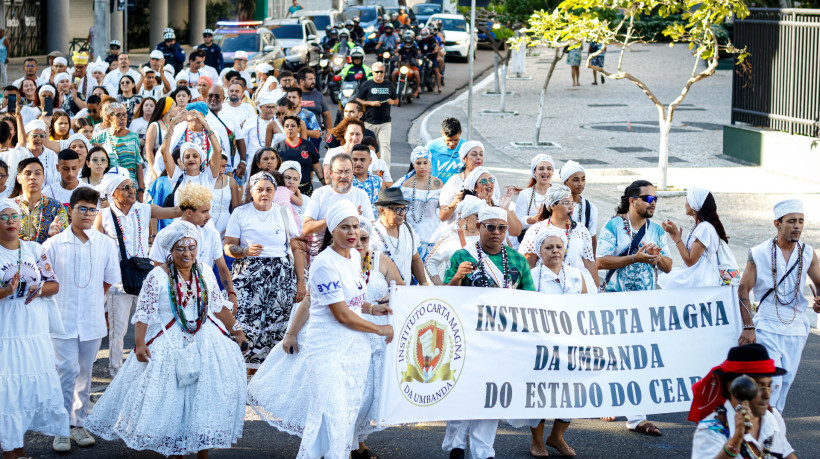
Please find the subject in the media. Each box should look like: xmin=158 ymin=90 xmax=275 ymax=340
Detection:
xmin=519 ymin=221 xmax=597 ymax=289
xmin=401 ymin=185 xmax=441 ymax=260
xmin=84 ymin=266 xmax=247 ymax=456
xmin=210 ymin=176 xmax=233 ymax=237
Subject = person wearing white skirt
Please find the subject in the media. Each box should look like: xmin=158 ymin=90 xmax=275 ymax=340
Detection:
xmin=400 ymin=147 xmax=443 ymax=261
xmin=426 ymin=195 xmax=485 ymax=285
xmin=0 ymin=198 xmax=68 ymax=458
xmin=248 ymin=201 xmax=394 ymax=459
xmin=84 ymin=220 xmax=249 ymax=458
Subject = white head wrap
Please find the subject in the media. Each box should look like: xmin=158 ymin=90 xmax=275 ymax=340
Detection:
xmin=53 ymin=72 xmax=71 ymax=85
xmin=560 ymin=160 xmax=585 ymax=183
xmin=457 ymin=195 xmax=486 ymax=219
xmin=158 ymin=220 xmax=202 ymax=252
xmin=534 ymin=226 xmax=568 ymax=260
xmin=410 ymin=146 xmax=432 ymax=163
xmin=89 ymin=58 xmax=107 ymax=75
xmin=278 ymin=161 xmax=302 ymax=182
xmin=545 ymin=184 xmax=572 ymax=208
xmin=686 ymin=187 xmax=710 ymax=212
xmin=326 ymin=200 xmax=359 ymax=233
xmin=248 ymin=171 xmax=277 ymax=191
xmin=530 ymin=154 xmax=554 ymax=179
xmin=0 ymin=198 xmax=21 ymax=215
xmin=25 ymin=120 xmax=48 ymax=134
xmin=773 ymin=199 xmax=803 ymax=220
xmin=458 ymin=140 xmax=483 ymax=161
xmin=97 ymin=167 xmax=130 ymax=199
xmin=358 ymin=216 xmax=373 ymax=236
xmin=53 ymin=56 xmax=68 ymax=67
xmin=179 ymin=142 xmax=205 ymax=161
xmin=257 ymin=92 xmax=277 ymax=107
xmin=66 ymin=133 xmax=92 ymax=153
xmin=38 ymin=84 xmax=56 ymax=98
xmin=478 ymin=206 xmax=507 ymax=223
xmin=255 ymin=63 xmax=273 ymax=74
xmin=464 ymin=166 xmax=493 ymax=192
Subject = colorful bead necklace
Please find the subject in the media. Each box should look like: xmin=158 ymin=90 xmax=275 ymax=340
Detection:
xmin=184 ymin=127 xmax=211 ymax=168
xmin=362 ymin=251 xmax=372 ymax=285
xmin=16 ymin=196 xmax=46 ymax=241
xmin=475 ymin=242 xmax=509 ymax=288
xmin=113 ymin=207 xmax=143 ymax=258
xmin=167 ymin=262 xmax=208 ymax=334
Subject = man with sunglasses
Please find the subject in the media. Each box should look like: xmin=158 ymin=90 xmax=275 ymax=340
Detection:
xmin=44 ymin=187 xmax=120 ymax=452
xmin=596 ymin=179 xmax=672 ymax=436
xmin=370 ymin=187 xmax=425 ymax=284
xmin=444 ymin=206 xmax=533 ymax=459
xmin=356 ymin=61 xmax=398 ymax=166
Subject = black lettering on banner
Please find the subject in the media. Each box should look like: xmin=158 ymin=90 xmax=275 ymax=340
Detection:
xmin=485 ymin=382 xmax=498 ymax=408
xmin=519 ymin=307 xmax=530 ymax=332
xmin=589 ymin=383 xmax=603 ymax=407
xmin=559 ymin=311 xmax=572 ymax=334
xmin=548 ymin=382 xmax=560 ymax=408
xmin=539 ymin=309 xmax=551 ymax=333
xmin=610 ymin=382 xmax=625 ymax=407
xmin=500 ymin=383 xmax=512 ymax=408
xmin=525 ymin=382 xmax=537 ymax=408
xmin=509 ymin=307 xmax=521 ymax=332
xmin=527 ymin=308 xmax=540 ymax=333
xmin=498 ymin=306 xmax=508 ymax=331
xmin=626 ymin=381 xmax=642 ymax=405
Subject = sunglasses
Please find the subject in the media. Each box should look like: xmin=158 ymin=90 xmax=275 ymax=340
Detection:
xmin=30 ymin=133 xmax=46 ymax=139
xmin=633 ymin=195 xmax=659 ymax=204
xmin=477 ymin=177 xmax=495 ymax=186
xmin=373 ymin=70 xmax=384 ymax=74
xmin=75 ymin=206 xmax=100 ymax=215
xmin=90 ymin=157 xmax=107 ymax=164
xmin=481 ymin=223 xmax=508 ymax=233
xmin=173 ymin=244 xmax=198 ymax=253
xmin=0 ymin=213 xmax=20 ymax=222
xmin=387 ymin=206 xmax=407 ymax=215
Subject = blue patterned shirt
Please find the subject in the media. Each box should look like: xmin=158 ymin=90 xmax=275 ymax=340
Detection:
xmin=296 ymin=108 xmax=320 ymax=132
xmin=353 ymin=173 xmax=383 ymax=207
xmin=596 ymin=216 xmax=669 ymax=292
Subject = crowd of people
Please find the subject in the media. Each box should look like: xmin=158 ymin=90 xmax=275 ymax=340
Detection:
xmin=0 ymin=40 xmax=818 ymax=459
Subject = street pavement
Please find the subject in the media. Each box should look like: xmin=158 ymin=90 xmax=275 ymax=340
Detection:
xmin=16 ymin=44 xmax=820 ymax=458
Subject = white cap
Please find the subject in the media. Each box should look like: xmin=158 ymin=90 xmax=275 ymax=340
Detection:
xmin=150 ymin=50 xmax=164 ymax=59
xmin=235 ymin=50 xmax=249 ymax=60
xmin=257 ymin=92 xmax=277 ymax=107
xmin=53 ymin=56 xmax=68 ymax=67
xmin=478 ymin=207 xmax=507 ymax=223
xmin=773 ymin=199 xmax=803 ymax=220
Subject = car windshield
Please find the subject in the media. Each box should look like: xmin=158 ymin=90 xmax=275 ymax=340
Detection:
xmin=214 ymin=33 xmax=259 ymax=53
xmin=307 ymin=15 xmax=331 ymax=29
xmin=269 ymin=24 xmax=304 ymax=39
xmin=347 ymin=8 xmax=377 ymax=22
xmin=414 ymin=5 xmax=441 ymax=14
xmin=437 ymin=18 xmax=466 ymax=32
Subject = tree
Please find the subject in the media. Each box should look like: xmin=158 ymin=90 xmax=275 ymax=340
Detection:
xmin=523 ymin=0 xmax=749 ymax=189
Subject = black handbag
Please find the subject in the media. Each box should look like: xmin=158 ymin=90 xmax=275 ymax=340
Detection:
xmin=110 ymin=208 xmax=154 ymax=295
xmin=162 ymin=173 xmax=185 ymax=207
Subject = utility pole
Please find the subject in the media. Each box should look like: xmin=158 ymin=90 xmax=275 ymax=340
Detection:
xmin=93 ymin=0 xmax=109 ymax=60
xmin=466 ymin=0 xmax=475 ymax=140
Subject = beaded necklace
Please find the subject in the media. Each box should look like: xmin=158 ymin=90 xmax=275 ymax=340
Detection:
xmin=475 ymin=242 xmax=509 ymax=288
xmin=527 ymin=186 xmax=547 ymax=215
xmin=409 ymin=174 xmax=432 ymax=224
xmin=113 ymin=207 xmax=143 ymax=258
xmin=17 ymin=196 xmax=47 ymax=241
xmin=167 ymin=263 xmax=208 ymax=334
xmin=374 ymin=224 xmax=400 ymax=268
xmin=771 ymin=237 xmax=804 ymax=324
xmin=547 ymin=218 xmax=572 ymax=261
xmin=621 ymin=216 xmax=657 ymax=285
xmin=361 ymin=251 xmax=372 ymax=284
xmin=73 ymin=232 xmax=93 ymax=289
xmin=184 ymin=127 xmax=210 ymax=167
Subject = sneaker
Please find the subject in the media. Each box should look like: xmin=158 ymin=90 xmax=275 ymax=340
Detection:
xmin=70 ymin=427 xmax=96 ymax=447
xmin=52 ymin=435 xmax=71 ymax=452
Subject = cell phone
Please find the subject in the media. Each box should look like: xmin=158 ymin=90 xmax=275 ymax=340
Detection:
xmin=6 ymin=94 xmax=15 ymax=113
xmin=241 ymin=341 xmax=249 ymax=352
xmin=43 ymin=96 xmax=53 ymax=116
xmin=25 ymin=283 xmax=40 ymax=303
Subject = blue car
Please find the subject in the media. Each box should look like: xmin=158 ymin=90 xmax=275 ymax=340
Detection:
xmin=342 ymin=5 xmax=385 ymax=51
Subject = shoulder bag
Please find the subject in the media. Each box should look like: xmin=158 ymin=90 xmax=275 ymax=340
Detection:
xmin=110 ymin=207 xmax=154 ymax=295
xmin=161 ymin=173 xmax=185 ymax=208
xmin=604 ymin=219 xmax=647 ymax=285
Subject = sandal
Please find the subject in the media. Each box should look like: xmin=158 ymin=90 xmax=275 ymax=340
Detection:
xmin=546 ymin=439 xmax=576 ymax=457
xmin=629 ymin=421 xmax=662 ymax=436
xmin=351 ymin=448 xmax=379 ymax=459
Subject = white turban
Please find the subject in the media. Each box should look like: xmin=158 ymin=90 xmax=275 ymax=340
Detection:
xmin=257 ymin=92 xmax=277 ymax=107
xmin=410 ymin=146 xmax=432 ymax=163
xmin=38 ymin=84 xmax=56 ymax=98
xmin=255 ymin=63 xmax=273 ymax=74
xmin=158 ymin=220 xmax=201 ymax=252
xmin=773 ymin=199 xmax=803 ymax=220
xmin=534 ymin=226 xmax=568 ymax=259
xmin=530 ymin=154 xmax=554 ymax=179
xmin=53 ymin=72 xmax=71 ymax=85
xmin=53 ymin=57 xmax=68 ymax=67
xmin=458 ymin=140 xmax=483 ymax=161
xmin=560 ymin=160 xmax=585 ymax=183
xmin=326 ymin=200 xmax=359 ymax=233
xmin=66 ymin=133 xmax=91 ymax=153
xmin=358 ymin=216 xmax=373 ymax=236
xmin=97 ymin=167 xmax=130 ymax=199
xmin=89 ymin=58 xmax=108 ymax=75
xmin=278 ymin=161 xmax=302 ymax=182
xmin=686 ymin=187 xmax=710 ymax=212
xmin=0 ymin=198 xmax=21 ymax=215
xmin=545 ymin=184 xmax=572 ymax=208
xmin=180 ymin=142 xmax=205 ymax=161
xmin=478 ymin=206 xmax=507 ymax=223
xmin=464 ymin=166 xmax=493 ymax=192
xmin=25 ymin=120 xmax=48 ymax=134
xmin=457 ymin=195 xmax=486 ymax=219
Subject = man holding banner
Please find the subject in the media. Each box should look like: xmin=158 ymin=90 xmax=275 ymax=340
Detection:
xmin=442 ymin=206 xmax=534 ymax=459
xmin=737 ymin=199 xmax=820 ymax=413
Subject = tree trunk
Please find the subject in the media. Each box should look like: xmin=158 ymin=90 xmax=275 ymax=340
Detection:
xmin=657 ymin=107 xmax=672 ymax=190
xmin=532 ymin=47 xmax=562 ymax=146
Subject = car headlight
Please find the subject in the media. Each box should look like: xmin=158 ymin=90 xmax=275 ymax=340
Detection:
xmin=457 ymin=38 xmax=468 ymax=46
xmin=342 ymin=88 xmax=355 ymax=97
xmin=286 ymin=48 xmax=299 ymax=56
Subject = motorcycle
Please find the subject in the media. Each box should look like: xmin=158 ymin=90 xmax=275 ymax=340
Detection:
xmin=324 ymin=52 xmax=348 ymax=103
xmin=376 ymin=47 xmax=397 ymax=76
xmin=333 ymin=72 xmax=364 ymax=123
xmin=395 ymin=63 xmax=417 ymax=106
xmin=418 ymin=55 xmax=436 ymax=93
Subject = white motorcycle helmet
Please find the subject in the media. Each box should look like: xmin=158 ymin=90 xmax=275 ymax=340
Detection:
xmin=350 ymin=47 xmax=365 ymax=59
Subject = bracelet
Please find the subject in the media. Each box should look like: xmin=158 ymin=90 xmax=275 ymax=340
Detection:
xmin=743 ymin=324 xmax=756 ymax=330
xmin=231 ymin=322 xmax=243 ymax=332
xmin=675 ymin=240 xmax=683 ymax=245
xmin=723 ymin=443 xmax=739 ymax=457
xmin=227 ymin=291 xmax=236 ymax=297
xmin=239 ymin=160 xmax=246 ymax=165
xmin=242 ymin=246 xmax=248 ymax=256
xmin=632 ymin=254 xmax=636 ymax=263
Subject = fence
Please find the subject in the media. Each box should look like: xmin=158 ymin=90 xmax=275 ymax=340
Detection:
xmin=731 ymin=8 xmax=820 ymax=138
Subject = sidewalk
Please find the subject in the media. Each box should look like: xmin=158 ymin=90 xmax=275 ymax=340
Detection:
xmin=411 ymin=42 xmax=820 ymax=326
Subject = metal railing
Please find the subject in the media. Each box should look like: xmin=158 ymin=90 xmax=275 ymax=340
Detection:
xmin=731 ymin=8 xmax=820 ymax=138
xmin=5 ymin=1 xmax=44 ymax=57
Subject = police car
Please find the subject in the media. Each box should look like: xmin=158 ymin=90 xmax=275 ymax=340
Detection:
xmin=213 ymin=21 xmax=284 ymax=68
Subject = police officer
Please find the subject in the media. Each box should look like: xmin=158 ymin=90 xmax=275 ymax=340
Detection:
xmin=321 ymin=27 xmax=339 ymax=52
xmin=197 ymin=28 xmax=224 ymax=73
xmin=332 ymin=29 xmax=355 ymax=55
xmin=350 ymin=17 xmax=365 ymax=45
xmin=340 ymin=47 xmax=372 ymax=82
xmin=156 ymin=28 xmax=186 ymax=74
xmin=105 ymin=40 xmax=122 ymax=65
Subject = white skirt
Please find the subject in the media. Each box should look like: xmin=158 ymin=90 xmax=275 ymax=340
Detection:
xmin=84 ymin=320 xmax=246 ymax=456
xmin=0 ymin=297 xmax=69 ymax=451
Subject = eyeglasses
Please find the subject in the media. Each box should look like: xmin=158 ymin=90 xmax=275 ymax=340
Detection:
xmin=75 ymin=206 xmax=100 ymax=215
xmin=387 ymin=206 xmax=407 ymax=215
xmin=634 ymin=195 xmax=659 ymax=204
xmin=373 ymin=70 xmax=384 ymax=74
xmin=477 ymin=177 xmax=495 ymax=186
xmin=113 ymin=113 xmax=127 ymax=118
xmin=481 ymin=223 xmax=508 ymax=233
xmin=207 ymin=94 xmax=223 ymax=100
xmin=173 ymin=245 xmax=198 ymax=253
xmin=0 ymin=213 xmax=20 ymax=222
xmin=332 ymin=168 xmax=353 ymax=176
xmin=116 ymin=184 xmax=135 ymax=192
xmin=30 ymin=133 xmax=46 ymax=139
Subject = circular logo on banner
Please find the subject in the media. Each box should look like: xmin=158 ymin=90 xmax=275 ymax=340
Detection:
xmin=396 ymin=299 xmax=465 ymax=406
xmin=300 ymin=150 xmax=309 ymax=159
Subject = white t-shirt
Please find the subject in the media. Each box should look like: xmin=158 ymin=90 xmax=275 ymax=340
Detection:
xmin=169 ymin=168 xmax=218 ymax=205
xmin=43 ymin=181 xmax=94 ymax=208
xmin=129 ymin=117 xmax=150 ymax=137
xmin=139 ymin=86 xmax=165 ymax=100
xmin=0 ymin=147 xmax=60 ymax=189
xmin=103 ymin=68 xmax=142 ymax=96
xmin=220 ymin=102 xmax=257 ymax=127
xmin=304 ymin=185 xmax=375 ymax=223
xmin=308 ymin=247 xmax=366 ymax=318
xmin=240 ymin=115 xmax=271 ymax=158
xmin=218 ymin=68 xmax=252 ymax=88
xmin=515 ymin=187 xmax=547 ymax=230
xmin=571 ymin=196 xmax=599 ymax=237
xmin=149 ymin=220 xmax=223 ymax=268
xmin=225 ymin=202 xmax=298 ymax=258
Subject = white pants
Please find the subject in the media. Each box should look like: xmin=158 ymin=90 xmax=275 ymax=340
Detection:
xmin=105 ymin=288 xmax=136 ymax=377
xmin=442 ymin=420 xmax=498 ymax=459
xmin=52 ymin=337 xmax=102 ymax=427
xmin=625 ymin=415 xmax=646 ymax=429
xmin=365 ymin=121 xmax=392 ymax=166
xmin=756 ymin=329 xmax=808 ymax=412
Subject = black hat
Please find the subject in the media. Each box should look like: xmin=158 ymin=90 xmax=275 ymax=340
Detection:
xmin=373 ymin=188 xmax=410 ymax=207
xmin=713 ymin=344 xmax=787 ymax=377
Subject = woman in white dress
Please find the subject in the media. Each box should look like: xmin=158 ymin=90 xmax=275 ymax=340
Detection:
xmin=0 ymin=199 xmax=67 ymax=459
xmin=512 ymin=226 xmax=583 ymax=458
xmin=515 ymin=154 xmax=554 ymax=238
xmin=427 ymin=195 xmax=486 ymax=285
xmin=161 ymin=113 xmax=223 ymax=205
xmin=439 ymin=141 xmax=499 ymax=223
xmin=210 ymin=153 xmax=241 ymax=237
xmin=400 ymin=147 xmax=443 ymax=260
xmin=658 ymin=187 xmax=726 ymax=289
xmin=84 ymin=220 xmax=249 ymax=459
xmin=519 ymin=185 xmax=599 ymax=289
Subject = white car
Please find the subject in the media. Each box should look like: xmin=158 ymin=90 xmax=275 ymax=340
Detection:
xmin=426 ymin=13 xmax=478 ymax=61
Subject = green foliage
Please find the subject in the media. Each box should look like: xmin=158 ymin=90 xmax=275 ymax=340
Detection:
xmin=208 ymin=1 xmax=239 ymax=29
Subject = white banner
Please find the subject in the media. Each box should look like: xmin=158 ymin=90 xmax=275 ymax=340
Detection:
xmin=378 ymin=285 xmax=741 ymax=425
